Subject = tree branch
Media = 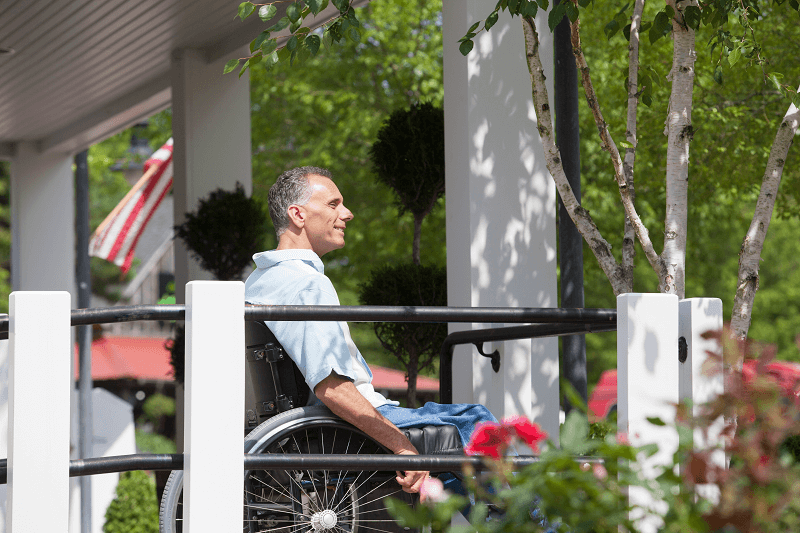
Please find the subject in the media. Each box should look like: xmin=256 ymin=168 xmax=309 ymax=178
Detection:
xmin=521 ymin=16 xmax=629 ymax=295
xmin=568 ymin=14 xmax=666 ymax=290
xmin=731 ymin=89 xmax=800 ymax=341
xmin=621 ymin=0 xmax=646 ymax=290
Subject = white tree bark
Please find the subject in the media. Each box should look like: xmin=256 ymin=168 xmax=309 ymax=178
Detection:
xmin=731 ymin=92 xmax=800 ymax=341
xmin=662 ymin=2 xmax=697 ymax=298
xmin=521 ymin=16 xmax=630 ymax=295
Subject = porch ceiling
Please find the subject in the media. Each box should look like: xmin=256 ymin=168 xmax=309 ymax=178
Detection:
xmin=0 ymin=0 xmax=360 ymax=156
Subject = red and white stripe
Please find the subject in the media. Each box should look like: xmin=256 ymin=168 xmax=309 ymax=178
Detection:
xmin=89 ymin=138 xmax=173 ymax=274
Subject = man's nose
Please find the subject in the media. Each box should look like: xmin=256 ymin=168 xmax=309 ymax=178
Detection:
xmin=339 ymin=205 xmax=354 ymax=221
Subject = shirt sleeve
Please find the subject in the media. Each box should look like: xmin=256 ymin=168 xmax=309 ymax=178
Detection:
xmin=265 ymin=277 xmax=361 ymax=392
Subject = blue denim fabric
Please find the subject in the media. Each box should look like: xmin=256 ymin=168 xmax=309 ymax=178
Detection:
xmin=377 ymin=401 xmax=497 ymax=447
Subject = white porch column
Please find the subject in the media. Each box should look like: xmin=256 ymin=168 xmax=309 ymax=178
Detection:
xmin=171 ymin=46 xmax=253 ymax=292
xmin=443 ymin=1 xmax=559 ymax=440
xmin=2 ymin=148 xmax=74 ymax=531
xmin=9 ymin=143 xmax=75 ymax=293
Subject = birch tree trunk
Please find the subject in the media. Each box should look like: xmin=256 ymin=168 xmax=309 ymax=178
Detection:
xmin=521 ymin=16 xmax=631 ymax=295
xmin=662 ymin=1 xmax=697 ymax=298
xmin=731 ymin=93 xmax=800 ymax=341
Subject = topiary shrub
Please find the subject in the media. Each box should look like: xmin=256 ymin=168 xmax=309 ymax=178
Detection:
xmin=358 ymin=263 xmax=447 ymax=407
xmin=103 ymin=471 xmax=159 ymax=533
xmin=369 ymin=102 xmax=444 ymax=265
xmin=174 ymin=182 xmax=270 ymax=281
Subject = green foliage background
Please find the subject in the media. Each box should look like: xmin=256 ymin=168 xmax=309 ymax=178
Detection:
xmin=102 ymin=471 xmax=158 ymax=533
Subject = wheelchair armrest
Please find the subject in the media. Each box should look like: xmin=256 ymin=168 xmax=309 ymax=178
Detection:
xmin=402 ymin=425 xmax=463 ymax=456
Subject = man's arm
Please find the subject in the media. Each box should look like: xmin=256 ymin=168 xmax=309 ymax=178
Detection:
xmin=314 ymin=373 xmax=429 ymax=494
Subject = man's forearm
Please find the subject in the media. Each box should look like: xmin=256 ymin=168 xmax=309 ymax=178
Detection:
xmin=314 ymin=374 xmax=417 ymax=454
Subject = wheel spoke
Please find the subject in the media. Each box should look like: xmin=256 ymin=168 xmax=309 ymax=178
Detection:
xmin=246 ymin=469 xmax=307 ymax=510
xmin=335 ymin=479 xmax=404 ymax=519
xmin=161 ymin=415 xmax=412 ymax=533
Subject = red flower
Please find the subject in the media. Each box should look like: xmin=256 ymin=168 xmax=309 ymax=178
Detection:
xmin=502 ymin=416 xmax=548 ymax=452
xmin=465 ymin=422 xmax=512 ymax=458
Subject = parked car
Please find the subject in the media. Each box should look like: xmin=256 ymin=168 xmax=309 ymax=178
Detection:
xmin=587 ymin=359 xmax=800 ymax=421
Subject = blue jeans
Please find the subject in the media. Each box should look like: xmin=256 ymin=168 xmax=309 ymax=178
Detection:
xmin=377 ymin=401 xmax=497 ymax=446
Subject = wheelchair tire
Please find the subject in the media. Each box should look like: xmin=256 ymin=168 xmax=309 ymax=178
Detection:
xmin=159 ymin=405 xmax=416 ymax=533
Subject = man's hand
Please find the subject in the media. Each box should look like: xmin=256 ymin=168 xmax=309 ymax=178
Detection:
xmin=395 ymin=450 xmax=429 ymax=495
xmin=315 ymin=374 xmax=431 ymax=493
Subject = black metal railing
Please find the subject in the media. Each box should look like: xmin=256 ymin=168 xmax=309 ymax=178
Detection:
xmin=0 ymin=303 xmax=616 ymax=481
xmin=0 ymin=454 xmax=605 ymax=484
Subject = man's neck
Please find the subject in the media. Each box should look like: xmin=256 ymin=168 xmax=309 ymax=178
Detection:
xmin=277 ymin=231 xmax=313 ymax=252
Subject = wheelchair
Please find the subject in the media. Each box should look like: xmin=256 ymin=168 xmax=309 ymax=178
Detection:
xmin=158 ymin=321 xmax=464 ymax=533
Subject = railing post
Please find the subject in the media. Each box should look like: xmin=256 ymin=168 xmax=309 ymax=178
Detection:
xmin=617 ymin=293 xmax=679 ymax=533
xmin=7 ymin=291 xmax=71 ymax=533
xmin=679 ymin=298 xmax=724 ymax=502
xmin=183 ymin=281 xmax=245 ymax=532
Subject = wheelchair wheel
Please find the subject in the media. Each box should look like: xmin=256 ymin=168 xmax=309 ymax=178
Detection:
xmin=159 ymin=405 xmax=416 ymax=533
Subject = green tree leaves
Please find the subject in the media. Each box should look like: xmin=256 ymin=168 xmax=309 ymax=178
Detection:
xmin=228 ymin=1 xmax=360 ymax=74
xmin=258 ymin=4 xmax=277 ymax=21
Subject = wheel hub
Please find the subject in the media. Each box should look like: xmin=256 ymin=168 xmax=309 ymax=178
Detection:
xmin=311 ymin=509 xmax=338 ymax=531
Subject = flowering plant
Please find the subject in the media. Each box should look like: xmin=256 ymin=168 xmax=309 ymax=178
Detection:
xmin=388 ymin=330 xmax=800 ymax=533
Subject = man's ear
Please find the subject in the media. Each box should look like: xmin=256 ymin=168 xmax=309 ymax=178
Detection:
xmin=286 ymin=204 xmax=305 ymax=229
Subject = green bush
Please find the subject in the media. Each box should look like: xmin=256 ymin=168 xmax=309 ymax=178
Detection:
xmin=135 ymin=429 xmax=177 ymax=454
xmin=174 ymin=183 xmax=270 ymax=281
xmin=103 ymin=471 xmax=158 ymax=533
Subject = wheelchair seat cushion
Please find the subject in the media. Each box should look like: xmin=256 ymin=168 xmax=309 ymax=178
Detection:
xmin=402 ymin=424 xmax=463 ymax=456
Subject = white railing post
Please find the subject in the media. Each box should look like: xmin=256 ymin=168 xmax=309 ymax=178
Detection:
xmin=7 ymin=291 xmax=71 ymax=533
xmin=617 ymin=293 xmax=679 ymax=533
xmin=679 ymin=298 xmax=725 ymax=502
xmin=184 ymin=281 xmax=245 ymax=532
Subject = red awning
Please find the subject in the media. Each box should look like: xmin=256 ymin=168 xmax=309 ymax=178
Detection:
xmin=74 ymin=337 xmax=438 ymax=391
xmin=74 ymin=337 xmax=173 ymax=381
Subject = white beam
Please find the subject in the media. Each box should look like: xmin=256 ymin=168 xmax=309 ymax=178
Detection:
xmin=38 ymin=74 xmax=171 ymax=155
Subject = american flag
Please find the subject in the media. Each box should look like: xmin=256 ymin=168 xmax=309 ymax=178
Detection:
xmin=89 ymin=138 xmax=173 ymax=274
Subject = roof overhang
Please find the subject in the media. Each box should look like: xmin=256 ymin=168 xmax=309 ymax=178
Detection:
xmin=0 ymin=0 xmax=370 ymax=157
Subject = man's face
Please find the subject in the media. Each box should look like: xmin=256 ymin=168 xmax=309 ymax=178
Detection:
xmin=298 ymin=175 xmax=354 ymax=256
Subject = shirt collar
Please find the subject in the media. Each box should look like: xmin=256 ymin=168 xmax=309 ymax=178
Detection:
xmin=252 ymin=249 xmax=325 ymax=274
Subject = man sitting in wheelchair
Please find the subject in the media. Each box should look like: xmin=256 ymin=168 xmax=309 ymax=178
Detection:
xmin=244 ymin=166 xmax=499 ymax=498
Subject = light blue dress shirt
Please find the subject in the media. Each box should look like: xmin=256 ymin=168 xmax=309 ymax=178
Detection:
xmin=244 ymin=249 xmax=397 ymax=408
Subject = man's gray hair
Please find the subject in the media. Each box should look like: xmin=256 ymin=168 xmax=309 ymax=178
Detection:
xmin=268 ymin=166 xmax=333 ymax=237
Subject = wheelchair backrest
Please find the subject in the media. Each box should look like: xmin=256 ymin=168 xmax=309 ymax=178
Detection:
xmin=244 ymin=321 xmax=311 ymax=431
